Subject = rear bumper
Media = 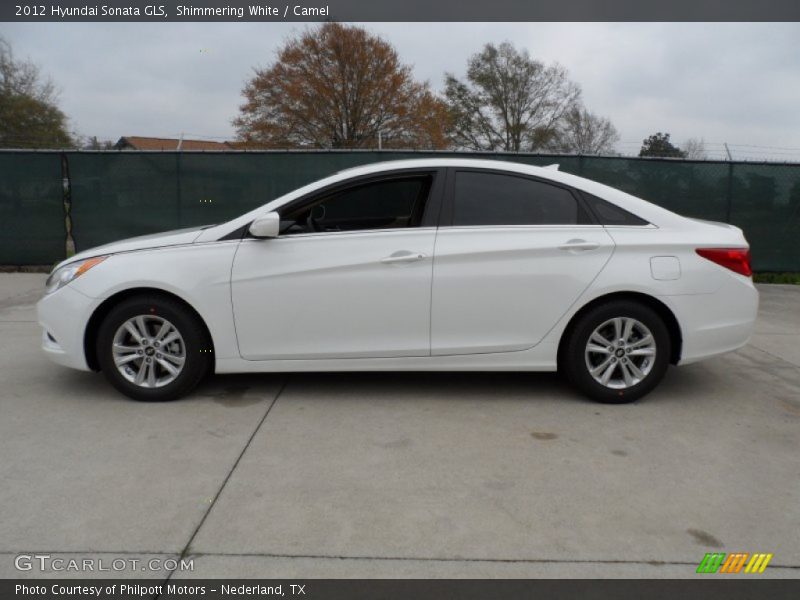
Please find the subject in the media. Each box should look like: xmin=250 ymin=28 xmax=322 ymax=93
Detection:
xmin=37 ymin=285 xmax=96 ymax=371
xmin=661 ymin=274 xmax=759 ymax=365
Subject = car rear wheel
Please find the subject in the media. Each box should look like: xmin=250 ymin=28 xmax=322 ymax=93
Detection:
xmin=96 ymin=295 xmax=212 ymax=401
xmin=561 ymin=300 xmax=671 ymax=404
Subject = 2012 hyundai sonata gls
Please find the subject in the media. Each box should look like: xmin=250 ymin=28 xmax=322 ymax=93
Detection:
xmin=37 ymin=158 xmax=758 ymax=403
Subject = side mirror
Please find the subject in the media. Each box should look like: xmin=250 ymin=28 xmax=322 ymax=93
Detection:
xmin=249 ymin=212 xmax=281 ymax=239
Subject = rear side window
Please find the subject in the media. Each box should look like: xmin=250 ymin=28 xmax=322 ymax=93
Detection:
xmin=453 ymin=171 xmax=586 ymax=226
xmin=582 ymin=192 xmax=650 ymax=226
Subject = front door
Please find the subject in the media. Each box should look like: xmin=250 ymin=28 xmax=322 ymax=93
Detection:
xmin=231 ymin=172 xmax=441 ymax=360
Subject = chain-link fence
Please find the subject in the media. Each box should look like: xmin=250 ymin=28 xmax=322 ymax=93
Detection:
xmin=1 ymin=150 xmax=799 ymax=270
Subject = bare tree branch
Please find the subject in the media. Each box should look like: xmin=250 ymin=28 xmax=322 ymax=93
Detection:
xmin=445 ymin=42 xmax=582 ymax=152
xmin=546 ymin=106 xmax=620 ymax=155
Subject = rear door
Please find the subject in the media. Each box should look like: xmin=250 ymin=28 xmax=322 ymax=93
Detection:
xmin=431 ymin=169 xmax=615 ymax=355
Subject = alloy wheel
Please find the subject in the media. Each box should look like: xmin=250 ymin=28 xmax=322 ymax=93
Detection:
xmin=112 ymin=315 xmax=186 ymax=388
xmin=584 ymin=317 xmax=657 ymax=390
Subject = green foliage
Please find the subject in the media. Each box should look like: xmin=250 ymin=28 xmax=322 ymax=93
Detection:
xmin=0 ymin=93 xmax=73 ymax=148
xmin=753 ymin=272 xmax=800 ymax=284
xmin=0 ymin=37 xmax=73 ymax=148
xmin=639 ymin=132 xmax=686 ymax=158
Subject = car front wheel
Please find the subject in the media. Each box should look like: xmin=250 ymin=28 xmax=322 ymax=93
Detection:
xmin=561 ymin=300 xmax=671 ymax=404
xmin=96 ymin=295 xmax=212 ymax=401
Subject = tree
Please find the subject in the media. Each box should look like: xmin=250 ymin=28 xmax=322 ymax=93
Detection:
xmin=682 ymin=137 xmax=707 ymax=160
xmin=0 ymin=37 xmax=73 ymax=148
xmin=82 ymin=136 xmax=115 ymax=150
xmin=444 ymin=42 xmax=581 ymax=152
xmin=639 ymin=132 xmax=685 ymax=158
xmin=546 ymin=106 xmax=619 ymax=155
xmin=234 ymin=23 xmax=449 ymax=149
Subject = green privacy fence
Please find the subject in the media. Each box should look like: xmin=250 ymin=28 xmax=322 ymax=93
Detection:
xmin=1 ymin=150 xmax=799 ymax=270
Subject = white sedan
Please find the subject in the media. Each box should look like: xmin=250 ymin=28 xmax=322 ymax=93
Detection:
xmin=37 ymin=158 xmax=758 ymax=403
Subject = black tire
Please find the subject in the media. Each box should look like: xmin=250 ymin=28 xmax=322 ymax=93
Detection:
xmin=560 ymin=300 xmax=671 ymax=404
xmin=96 ymin=294 xmax=213 ymax=401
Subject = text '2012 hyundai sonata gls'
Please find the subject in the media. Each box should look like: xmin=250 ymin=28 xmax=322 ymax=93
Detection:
xmin=37 ymin=159 xmax=758 ymax=403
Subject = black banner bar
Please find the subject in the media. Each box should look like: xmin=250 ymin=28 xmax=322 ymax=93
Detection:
xmin=3 ymin=0 xmax=800 ymax=22
xmin=3 ymin=579 xmax=800 ymax=600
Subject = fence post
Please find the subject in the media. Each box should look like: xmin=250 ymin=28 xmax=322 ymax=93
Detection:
xmin=725 ymin=162 xmax=734 ymax=223
xmin=60 ymin=153 xmax=75 ymax=258
xmin=176 ymin=151 xmax=182 ymax=227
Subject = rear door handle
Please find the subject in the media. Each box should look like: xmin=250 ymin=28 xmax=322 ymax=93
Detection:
xmin=381 ymin=251 xmax=427 ymax=264
xmin=558 ymin=239 xmax=600 ymax=252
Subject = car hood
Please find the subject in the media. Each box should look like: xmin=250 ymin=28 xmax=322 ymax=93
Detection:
xmin=54 ymin=226 xmax=206 ymax=270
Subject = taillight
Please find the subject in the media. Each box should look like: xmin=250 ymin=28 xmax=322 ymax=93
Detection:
xmin=696 ymin=248 xmax=752 ymax=277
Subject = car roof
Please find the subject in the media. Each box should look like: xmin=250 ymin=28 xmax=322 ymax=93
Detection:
xmin=331 ymin=158 xmax=682 ymax=224
xmin=198 ymin=158 xmax=686 ymax=242
xmin=336 ymin=157 xmax=550 ymax=175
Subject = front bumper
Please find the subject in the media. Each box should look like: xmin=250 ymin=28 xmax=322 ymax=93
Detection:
xmin=37 ymin=285 xmax=97 ymax=371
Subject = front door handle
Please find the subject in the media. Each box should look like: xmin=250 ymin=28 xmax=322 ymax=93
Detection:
xmin=558 ymin=239 xmax=600 ymax=252
xmin=380 ymin=251 xmax=427 ymax=264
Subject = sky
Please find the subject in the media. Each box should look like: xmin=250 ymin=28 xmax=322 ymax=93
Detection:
xmin=2 ymin=22 xmax=800 ymax=160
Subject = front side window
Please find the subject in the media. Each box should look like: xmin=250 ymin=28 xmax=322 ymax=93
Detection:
xmin=453 ymin=171 xmax=586 ymax=226
xmin=281 ymin=175 xmax=432 ymax=234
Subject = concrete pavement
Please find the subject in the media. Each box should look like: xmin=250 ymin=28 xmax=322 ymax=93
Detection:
xmin=0 ymin=274 xmax=798 ymax=579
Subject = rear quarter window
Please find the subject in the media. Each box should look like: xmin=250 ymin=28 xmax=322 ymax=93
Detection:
xmin=581 ymin=192 xmax=650 ymax=226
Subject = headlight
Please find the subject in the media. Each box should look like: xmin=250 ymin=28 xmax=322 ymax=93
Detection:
xmin=45 ymin=256 xmax=108 ymax=295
